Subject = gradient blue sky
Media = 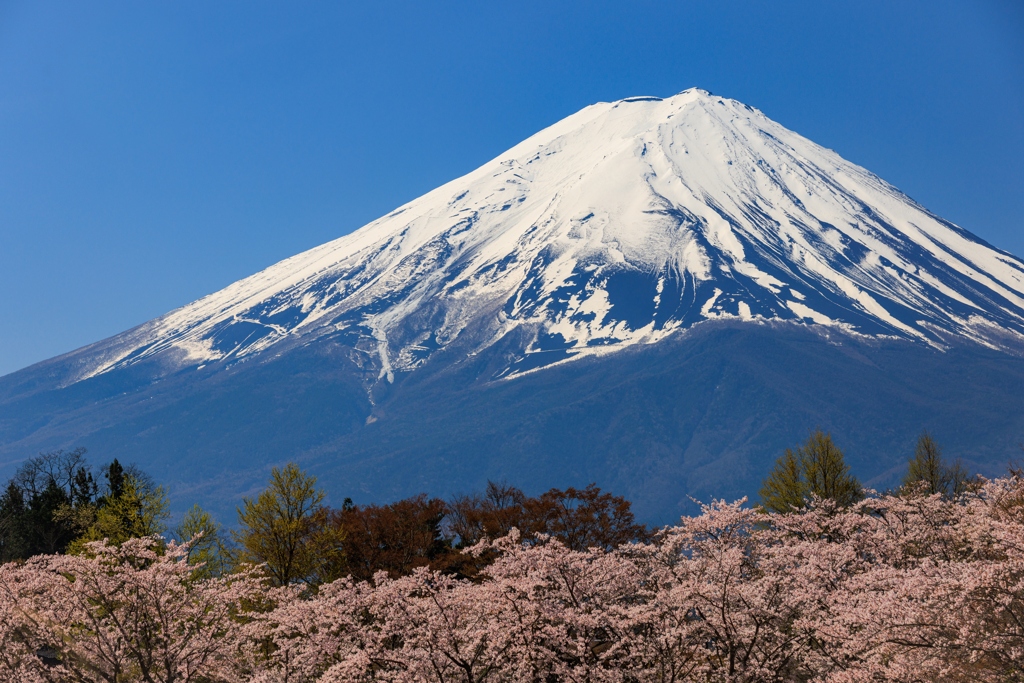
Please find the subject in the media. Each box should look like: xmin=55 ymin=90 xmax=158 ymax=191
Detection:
xmin=1 ymin=1 xmax=1022 ymax=377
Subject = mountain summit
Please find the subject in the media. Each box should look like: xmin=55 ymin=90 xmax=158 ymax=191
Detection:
xmin=4 ymin=90 xmax=1024 ymax=522
xmin=66 ymin=88 xmax=1024 ymax=388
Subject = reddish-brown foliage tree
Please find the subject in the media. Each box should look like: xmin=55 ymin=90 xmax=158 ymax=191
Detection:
xmin=447 ymin=481 xmax=648 ymax=551
xmin=328 ymin=493 xmax=452 ymax=581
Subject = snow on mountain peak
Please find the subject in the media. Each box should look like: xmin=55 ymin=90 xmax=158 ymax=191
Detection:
xmin=69 ymin=90 xmax=1024 ymax=384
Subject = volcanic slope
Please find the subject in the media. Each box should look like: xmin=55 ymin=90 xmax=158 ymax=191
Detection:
xmin=2 ymin=89 xmax=1023 ymax=521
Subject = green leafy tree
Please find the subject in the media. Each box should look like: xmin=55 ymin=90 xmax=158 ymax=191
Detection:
xmin=175 ymin=504 xmax=230 ymax=578
xmin=233 ymin=463 xmax=343 ymax=586
xmin=758 ymin=449 xmax=807 ymax=514
xmin=760 ymin=430 xmax=862 ymax=513
xmin=68 ymin=460 xmax=169 ymax=554
xmin=802 ymin=431 xmax=862 ymax=506
xmin=903 ymin=432 xmax=975 ymax=499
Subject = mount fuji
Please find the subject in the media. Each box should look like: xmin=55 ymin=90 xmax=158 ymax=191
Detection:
xmin=3 ymin=89 xmax=1024 ymax=522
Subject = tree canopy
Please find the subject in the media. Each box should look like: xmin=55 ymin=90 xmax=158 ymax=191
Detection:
xmin=233 ymin=463 xmax=343 ymax=586
xmin=760 ymin=430 xmax=863 ymax=513
xmin=903 ymin=431 xmax=974 ymax=498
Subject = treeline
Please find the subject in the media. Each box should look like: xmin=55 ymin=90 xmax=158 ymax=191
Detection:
xmin=0 ymin=431 xmax=1021 ymax=682
xmin=0 ymin=449 xmax=167 ymax=563
xmin=758 ymin=429 xmax=977 ymax=512
xmin=0 ymin=450 xmax=648 ymax=583
xmin=0 ymin=430 xmax=986 ymax=583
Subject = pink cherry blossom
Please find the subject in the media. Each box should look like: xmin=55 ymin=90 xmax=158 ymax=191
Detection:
xmin=3 ymin=475 xmax=1022 ymax=681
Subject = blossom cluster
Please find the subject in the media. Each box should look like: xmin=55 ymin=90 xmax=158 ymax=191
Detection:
xmin=2 ymin=476 xmax=1023 ymax=682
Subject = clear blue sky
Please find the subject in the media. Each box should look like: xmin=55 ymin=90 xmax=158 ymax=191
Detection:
xmin=1 ymin=1 xmax=1022 ymax=377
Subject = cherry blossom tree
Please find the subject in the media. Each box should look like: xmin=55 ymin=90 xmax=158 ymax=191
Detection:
xmin=2 ymin=475 xmax=1022 ymax=682
xmin=0 ymin=536 xmax=266 ymax=683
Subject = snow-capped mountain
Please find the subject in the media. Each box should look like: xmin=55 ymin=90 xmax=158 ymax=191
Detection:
xmin=5 ymin=89 xmax=1024 ymax=524
xmin=67 ymin=88 xmax=1024 ymax=388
